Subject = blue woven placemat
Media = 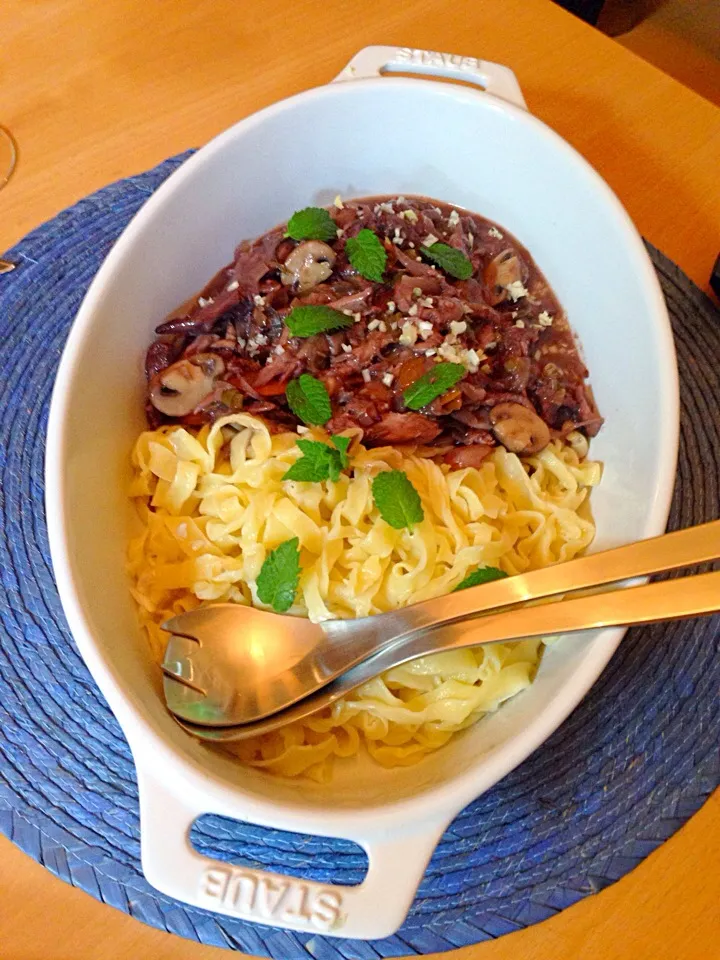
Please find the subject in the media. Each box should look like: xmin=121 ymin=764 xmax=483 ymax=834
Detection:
xmin=0 ymin=154 xmax=718 ymax=959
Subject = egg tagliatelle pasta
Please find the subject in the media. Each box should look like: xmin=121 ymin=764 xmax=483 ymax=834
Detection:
xmin=128 ymin=413 xmax=601 ymax=781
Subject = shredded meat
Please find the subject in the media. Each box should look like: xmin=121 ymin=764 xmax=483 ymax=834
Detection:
xmin=365 ymin=412 xmax=442 ymax=445
xmin=144 ymin=195 xmax=602 ymax=454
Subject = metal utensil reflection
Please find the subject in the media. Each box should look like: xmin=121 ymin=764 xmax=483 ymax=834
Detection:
xmin=162 ymin=520 xmax=720 ymax=735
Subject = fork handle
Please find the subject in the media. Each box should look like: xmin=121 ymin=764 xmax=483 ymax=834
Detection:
xmin=426 ymin=568 xmax=720 ymax=652
xmin=182 ymin=569 xmax=720 ymax=741
xmin=323 ymin=520 xmax=720 ymax=654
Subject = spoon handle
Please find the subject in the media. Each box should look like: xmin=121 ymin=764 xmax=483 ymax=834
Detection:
xmin=177 ymin=567 xmax=720 ymax=742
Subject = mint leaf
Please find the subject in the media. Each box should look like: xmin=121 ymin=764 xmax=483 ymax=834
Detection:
xmin=256 ymin=537 xmax=301 ymax=612
xmin=454 ymin=565 xmax=508 ymax=592
xmin=286 ymin=305 xmax=353 ymax=338
xmin=372 ymin=470 xmax=424 ymax=530
xmin=285 ymin=374 xmax=332 ymax=426
xmin=420 ymin=242 xmax=473 ymax=280
xmin=331 ymin=434 xmax=351 ymax=467
xmin=282 ymin=436 xmax=351 ymax=483
xmin=286 ymin=207 xmax=337 ymax=242
xmin=403 ymin=362 xmax=466 ymax=410
xmin=283 ymin=440 xmax=335 ymax=482
xmin=345 ymin=229 xmax=387 ymax=282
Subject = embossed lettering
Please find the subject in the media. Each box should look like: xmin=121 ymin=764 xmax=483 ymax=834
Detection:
xmin=255 ymin=877 xmax=291 ymax=918
xmin=199 ymin=865 xmax=343 ymax=929
xmin=201 ymin=867 xmax=231 ymax=902
xmin=312 ymin=890 xmax=343 ymax=930
xmin=392 ymin=48 xmax=481 ymax=75
xmin=280 ymin=882 xmax=313 ymax=921
xmin=228 ymin=871 xmax=257 ymax=913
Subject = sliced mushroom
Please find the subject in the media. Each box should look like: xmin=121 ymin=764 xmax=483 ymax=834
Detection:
xmin=483 ymin=250 xmax=525 ymax=305
xmin=280 ymin=241 xmax=337 ymax=293
xmin=489 ymin=401 xmax=550 ymax=455
xmin=149 ymin=353 xmax=225 ymax=417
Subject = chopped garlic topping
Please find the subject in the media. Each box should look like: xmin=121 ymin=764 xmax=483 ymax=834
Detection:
xmin=466 ymin=348 xmax=481 ymax=370
xmin=399 ymin=321 xmax=418 ymax=346
xmin=382 ymin=372 xmax=394 ymax=387
xmin=367 ymin=319 xmax=380 ymax=331
xmin=506 ymin=280 xmax=529 ymax=301
xmin=515 ymin=319 xmax=526 ymax=328
xmin=417 ymin=320 xmax=434 ymax=340
xmin=408 ymin=303 xmax=419 ymax=317
xmin=341 ymin=343 xmax=352 ymax=353
xmin=488 ymin=226 xmax=504 ymax=239
xmin=400 ymin=209 xmax=418 ymax=223
xmin=226 ymin=280 xmax=239 ymax=292
xmin=362 ymin=369 xmax=372 ymax=383
xmin=253 ymin=294 xmax=266 ymax=306
xmin=423 ymin=233 xmax=439 ymax=247
xmin=438 ymin=341 xmax=481 ymax=372
xmin=386 ymin=300 xmax=396 ymax=314
xmin=198 ymin=296 xmax=213 ymax=308
xmin=412 ymin=286 xmax=422 ymax=297
xmin=438 ymin=342 xmax=462 ymax=364
xmin=449 ymin=320 xmax=467 ymax=337
xmin=448 ymin=210 xmax=460 ymax=226
xmin=334 ymin=195 xmax=344 ymax=209
xmin=538 ymin=310 xmax=554 ymax=327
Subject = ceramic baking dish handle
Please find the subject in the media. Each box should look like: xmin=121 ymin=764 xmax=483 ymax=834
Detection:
xmin=137 ymin=765 xmax=449 ymax=939
xmin=333 ymin=44 xmax=527 ymax=110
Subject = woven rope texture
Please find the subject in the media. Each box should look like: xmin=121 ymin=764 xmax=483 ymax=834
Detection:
xmin=0 ymin=154 xmax=718 ymax=959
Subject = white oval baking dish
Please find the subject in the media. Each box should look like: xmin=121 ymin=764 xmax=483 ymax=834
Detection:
xmin=45 ymin=46 xmax=678 ymax=940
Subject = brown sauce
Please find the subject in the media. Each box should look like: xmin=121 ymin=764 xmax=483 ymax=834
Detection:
xmin=144 ymin=195 xmax=602 ymax=465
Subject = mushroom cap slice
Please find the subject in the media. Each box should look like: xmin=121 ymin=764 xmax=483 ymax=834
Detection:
xmin=280 ymin=241 xmax=337 ymax=293
xmin=149 ymin=353 xmax=225 ymax=417
xmin=483 ymin=250 xmax=527 ymax=305
xmin=489 ymin=401 xmax=550 ymax=455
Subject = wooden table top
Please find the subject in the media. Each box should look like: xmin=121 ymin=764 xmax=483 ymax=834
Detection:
xmin=1 ymin=1 xmax=719 ymax=958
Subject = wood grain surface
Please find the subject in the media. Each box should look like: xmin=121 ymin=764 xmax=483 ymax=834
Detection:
xmin=1 ymin=1 xmax=718 ymax=958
